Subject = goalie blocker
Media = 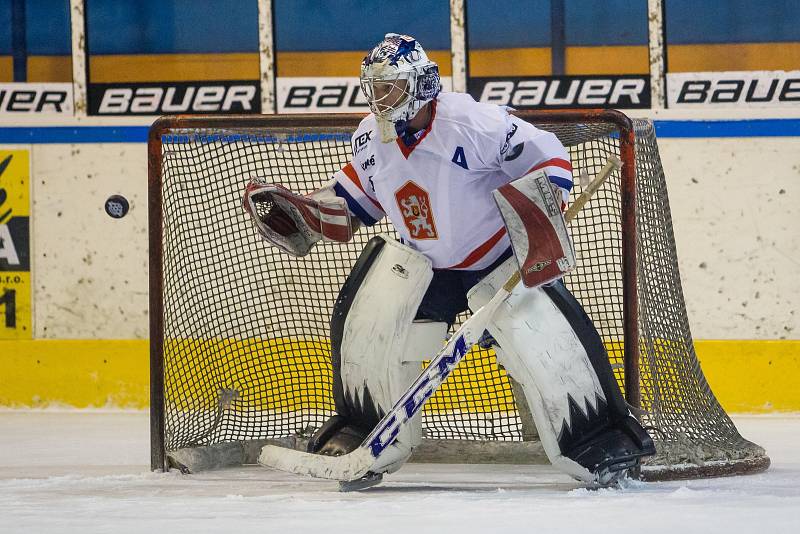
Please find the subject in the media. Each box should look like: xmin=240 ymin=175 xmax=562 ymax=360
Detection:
xmin=275 ymin=167 xmax=654 ymax=487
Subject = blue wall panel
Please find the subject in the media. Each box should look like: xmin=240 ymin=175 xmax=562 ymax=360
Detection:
xmin=0 ymin=0 xmax=71 ymax=55
xmin=467 ymin=0 xmax=552 ymax=48
xmin=565 ymin=0 xmax=648 ymax=46
xmin=468 ymin=0 xmax=647 ymax=49
xmin=0 ymin=1 xmax=10 ymax=54
xmin=2 ymin=0 xmax=799 ymax=58
xmin=666 ymin=0 xmax=800 ymax=44
xmin=86 ymin=0 xmax=258 ymax=54
xmin=27 ymin=0 xmax=71 ymax=55
xmin=274 ymin=0 xmax=450 ymax=52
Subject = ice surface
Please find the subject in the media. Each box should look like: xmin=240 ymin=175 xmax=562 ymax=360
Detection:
xmin=0 ymin=411 xmax=798 ymax=533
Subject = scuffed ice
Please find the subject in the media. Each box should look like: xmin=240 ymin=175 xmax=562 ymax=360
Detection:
xmin=0 ymin=411 xmax=798 ymax=534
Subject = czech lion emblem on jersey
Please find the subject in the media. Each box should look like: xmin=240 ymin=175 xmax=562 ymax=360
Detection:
xmin=395 ymin=181 xmax=438 ymax=240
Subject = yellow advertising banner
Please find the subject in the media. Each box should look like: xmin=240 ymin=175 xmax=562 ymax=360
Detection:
xmin=0 ymin=150 xmax=32 ymax=339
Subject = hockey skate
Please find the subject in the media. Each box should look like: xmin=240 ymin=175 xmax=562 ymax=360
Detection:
xmin=566 ymin=415 xmax=656 ymax=487
xmin=307 ymin=415 xmax=386 ymax=491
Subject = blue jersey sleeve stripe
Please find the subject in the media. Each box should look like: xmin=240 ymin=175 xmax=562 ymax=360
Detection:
xmin=548 ymin=175 xmax=574 ymax=191
xmin=333 ymin=182 xmax=379 ymax=226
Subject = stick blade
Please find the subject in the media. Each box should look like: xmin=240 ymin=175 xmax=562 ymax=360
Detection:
xmin=257 ymin=444 xmax=372 ymax=481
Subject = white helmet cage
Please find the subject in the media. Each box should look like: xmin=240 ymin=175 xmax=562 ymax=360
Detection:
xmin=360 ymin=33 xmax=441 ymax=142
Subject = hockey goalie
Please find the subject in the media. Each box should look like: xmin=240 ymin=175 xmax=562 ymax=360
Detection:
xmin=243 ymin=33 xmax=655 ymax=489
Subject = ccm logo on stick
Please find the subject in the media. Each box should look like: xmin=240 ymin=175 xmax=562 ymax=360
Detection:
xmin=368 ymin=335 xmax=469 ymax=457
xmin=471 ymin=76 xmax=650 ymax=109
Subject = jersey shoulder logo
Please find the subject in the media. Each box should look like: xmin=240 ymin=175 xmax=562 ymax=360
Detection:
xmin=352 ymin=130 xmax=372 ymax=156
xmin=504 ymin=143 xmax=524 ymax=161
xmin=395 ymin=180 xmax=438 ymax=240
xmin=451 ymin=146 xmax=469 ymax=170
xmin=501 ymin=123 xmax=523 ymax=161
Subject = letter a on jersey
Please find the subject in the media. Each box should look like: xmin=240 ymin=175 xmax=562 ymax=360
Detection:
xmin=395 ymin=180 xmax=438 ymax=240
xmin=452 ymin=146 xmax=469 ymax=170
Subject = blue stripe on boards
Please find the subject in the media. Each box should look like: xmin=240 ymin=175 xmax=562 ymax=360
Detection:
xmin=0 ymin=127 xmax=353 ymax=144
xmin=653 ymin=119 xmax=800 ymax=138
xmin=333 ymin=182 xmax=378 ymax=227
xmin=0 ymin=126 xmax=151 ymax=144
xmin=161 ymin=132 xmax=351 ymax=145
xmin=1 ymin=120 xmax=799 ymax=144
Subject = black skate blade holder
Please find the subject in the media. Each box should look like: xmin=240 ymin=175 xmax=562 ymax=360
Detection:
xmin=339 ymin=472 xmax=383 ymax=492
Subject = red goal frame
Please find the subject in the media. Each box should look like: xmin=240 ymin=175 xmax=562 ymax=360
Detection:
xmin=146 ymin=109 xmax=638 ymax=472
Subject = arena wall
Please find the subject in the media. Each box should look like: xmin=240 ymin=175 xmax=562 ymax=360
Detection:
xmin=1 ymin=0 xmax=798 ymax=412
xmin=0 ymin=113 xmax=797 ymax=411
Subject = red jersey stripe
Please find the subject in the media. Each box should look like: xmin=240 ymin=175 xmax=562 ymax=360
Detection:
xmin=528 ymin=157 xmax=573 ymax=174
xmin=446 ymin=226 xmax=507 ymax=270
xmin=341 ymin=163 xmax=383 ymax=212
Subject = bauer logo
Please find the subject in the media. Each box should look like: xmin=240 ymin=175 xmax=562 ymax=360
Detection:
xmin=668 ymin=71 xmax=800 ymax=107
xmin=0 ymin=83 xmax=73 ymax=115
xmin=278 ymin=76 xmax=453 ymax=113
xmin=278 ymin=77 xmax=369 ymax=113
xmin=469 ymin=76 xmax=650 ymax=109
xmin=88 ymin=81 xmax=260 ymax=115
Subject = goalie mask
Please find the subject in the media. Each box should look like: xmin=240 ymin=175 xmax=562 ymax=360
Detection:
xmin=360 ymin=33 xmax=441 ymax=143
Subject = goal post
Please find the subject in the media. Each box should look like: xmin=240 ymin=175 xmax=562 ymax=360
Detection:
xmin=147 ymin=109 xmax=769 ymax=480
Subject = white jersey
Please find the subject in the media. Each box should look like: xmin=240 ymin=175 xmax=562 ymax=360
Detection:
xmin=332 ymin=92 xmax=573 ymax=270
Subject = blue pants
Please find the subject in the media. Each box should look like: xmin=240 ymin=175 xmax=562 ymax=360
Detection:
xmin=414 ymin=248 xmax=514 ymax=326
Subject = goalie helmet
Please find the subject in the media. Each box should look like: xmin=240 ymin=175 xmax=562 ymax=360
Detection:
xmin=360 ymin=33 xmax=441 ymax=143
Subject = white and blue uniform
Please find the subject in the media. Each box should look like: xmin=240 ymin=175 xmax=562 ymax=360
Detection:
xmin=332 ymin=91 xmax=573 ymax=271
xmin=312 ymin=37 xmax=655 ymax=485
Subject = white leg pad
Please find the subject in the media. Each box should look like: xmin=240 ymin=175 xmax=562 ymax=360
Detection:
xmin=370 ymin=320 xmax=446 ymax=474
xmin=401 ymin=320 xmax=448 ymax=363
xmin=467 ymin=268 xmax=608 ymax=483
xmin=339 ymin=236 xmax=446 ymax=474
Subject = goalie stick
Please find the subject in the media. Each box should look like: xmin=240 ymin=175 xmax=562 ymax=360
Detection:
xmin=258 ymin=157 xmax=622 ymax=482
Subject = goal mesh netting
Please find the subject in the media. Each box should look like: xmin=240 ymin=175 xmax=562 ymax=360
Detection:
xmin=148 ymin=110 xmax=769 ymax=480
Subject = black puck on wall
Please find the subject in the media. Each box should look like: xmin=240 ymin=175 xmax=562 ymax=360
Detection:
xmin=105 ymin=195 xmax=130 ymax=219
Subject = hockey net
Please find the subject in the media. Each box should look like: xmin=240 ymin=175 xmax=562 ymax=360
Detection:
xmin=148 ymin=109 xmax=769 ymax=480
